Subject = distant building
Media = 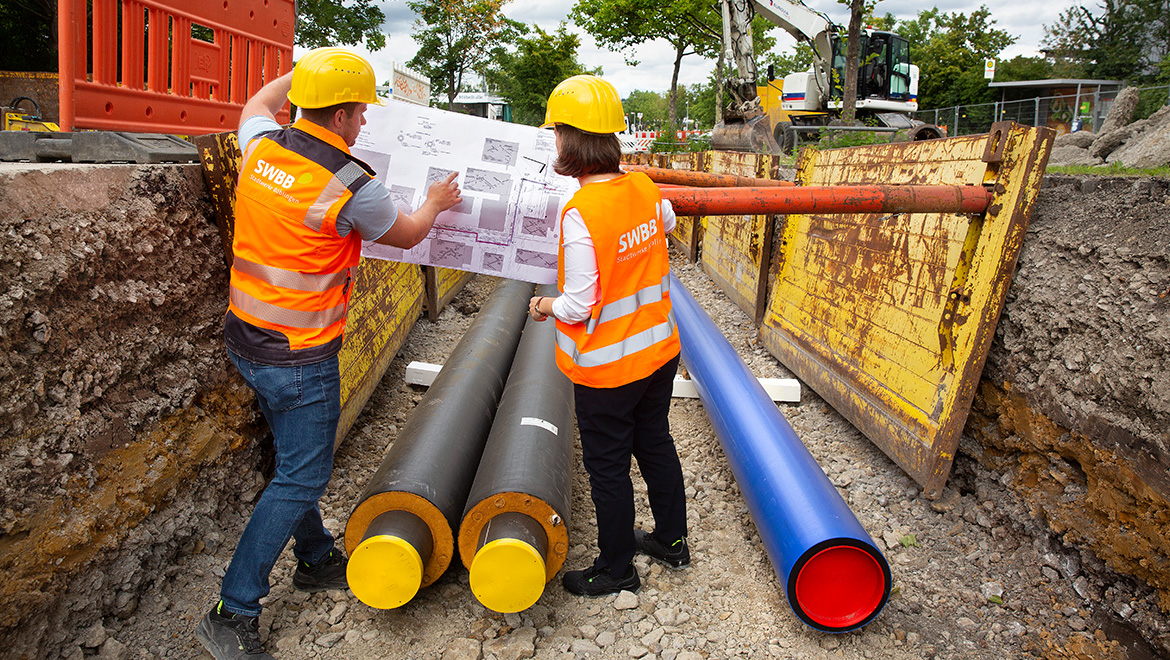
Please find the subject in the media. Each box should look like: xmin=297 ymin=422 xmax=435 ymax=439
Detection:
xmin=451 ymin=91 xmax=512 ymax=121
xmin=987 ymin=78 xmax=1123 ymax=133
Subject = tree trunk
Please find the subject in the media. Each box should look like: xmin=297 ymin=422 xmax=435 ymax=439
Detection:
xmin=841 ymin=0 xmax=865 ymax=124
xmin=669 ymin=39 xmax=685 ymax=134
xmin=716 ymin=43 xmax=725 ymax=125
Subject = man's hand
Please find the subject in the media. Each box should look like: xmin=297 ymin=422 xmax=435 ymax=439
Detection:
xmin=426 ymin=171 xmax=462 ymax=213
xmin=374 ymin=171 xmax=462 ymax=249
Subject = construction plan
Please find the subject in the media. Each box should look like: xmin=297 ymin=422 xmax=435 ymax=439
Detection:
xmin=353 ymin=102 xmax=577 ymax=284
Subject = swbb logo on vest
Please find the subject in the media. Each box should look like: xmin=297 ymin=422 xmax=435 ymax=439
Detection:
xmin=618 ymin=215 xmax=661 ymax=254
xmin=253 ymin=159 xmax=296 ymax=189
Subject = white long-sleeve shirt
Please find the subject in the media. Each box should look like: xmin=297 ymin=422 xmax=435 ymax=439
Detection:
xmin=550 ymin=198 xmax=676 ymax=323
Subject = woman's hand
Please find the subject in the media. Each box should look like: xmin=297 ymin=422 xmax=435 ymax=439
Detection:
xmin=528 ymin=295 xmax=550 ymax=322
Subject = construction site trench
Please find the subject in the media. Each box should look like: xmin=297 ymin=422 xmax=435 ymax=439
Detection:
xmin=0 ymin=161 xmax=1168 ymax=660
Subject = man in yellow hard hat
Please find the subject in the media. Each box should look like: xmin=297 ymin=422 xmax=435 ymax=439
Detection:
xmin=196 ymin=47 xmax=462 ymax=660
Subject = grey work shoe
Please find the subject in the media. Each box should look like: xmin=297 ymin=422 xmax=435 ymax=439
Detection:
xmin=292 ymin=547 xmax=349 ymax=593
xmin=195 ymin=603 xmax=273 ymax=660
xmin=635 ymin=529 xmax=690 ymax=568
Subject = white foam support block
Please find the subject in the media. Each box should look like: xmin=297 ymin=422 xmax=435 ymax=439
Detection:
xmin=406 ymin=361 xmax=800 ymax=403
xmin=405 ymin=361 xmax=442 ymax=387
xmin=673 ymin=375 xmax=800 ymax=402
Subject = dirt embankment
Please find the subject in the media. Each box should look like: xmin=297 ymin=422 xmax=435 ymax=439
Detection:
xmin=971 ymin=175 xmax=1170 ymax=624
xmin=0 ymin=164 xmax=263 ymax=659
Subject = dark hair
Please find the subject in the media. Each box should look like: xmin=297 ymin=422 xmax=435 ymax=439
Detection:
xmin=552 ymin=124 xmax=622 ymax=178
xmin=298 ymin=102 xmax=361 ymax=126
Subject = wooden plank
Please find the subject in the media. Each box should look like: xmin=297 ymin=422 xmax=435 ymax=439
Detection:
xmin=759 ymin=123 xmax=1055 ymax=498
xmin=423 ymin=266 xmax=475 ymax=322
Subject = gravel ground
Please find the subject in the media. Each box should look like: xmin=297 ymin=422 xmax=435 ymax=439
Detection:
xmin=73 ymin=251 xmax=1168 ymax=660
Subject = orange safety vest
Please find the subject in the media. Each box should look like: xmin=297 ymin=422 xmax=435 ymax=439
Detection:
xmin=228 ymin=118 xmax=375 ymax=351
xmin=555 ymin=172 xmax=680 ymax=388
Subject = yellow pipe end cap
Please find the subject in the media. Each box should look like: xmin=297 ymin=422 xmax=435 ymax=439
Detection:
xmin=347 ymin=534 xmax=423 ymax=609
xmin=469 ymin=538 xmax=547 ymax=613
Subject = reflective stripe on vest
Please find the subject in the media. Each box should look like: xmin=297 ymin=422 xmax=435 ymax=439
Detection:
xmin=305 ymin=161 xmax=368 ymax=232
xmin=230 ymin=286 xmax=348 ymax=329
xmin=556 ymin=311 xmax=677 ymax=368
xmin=231 ymin=255 xmax=351 ymax=292
xmin=585 ymin=274 xmax=670 ymax=334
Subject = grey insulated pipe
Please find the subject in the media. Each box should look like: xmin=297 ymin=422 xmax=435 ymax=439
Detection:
xmin=458 ymin=284 xmax=576 ymax=614
xmin=344 ymin=278 xmax=534 ymax=609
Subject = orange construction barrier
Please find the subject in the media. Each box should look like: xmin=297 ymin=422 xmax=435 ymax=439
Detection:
xmin=660 ymin=185 xmax=993 ymax=216
xmin=57 ymin=0 xmax=294 ymax=134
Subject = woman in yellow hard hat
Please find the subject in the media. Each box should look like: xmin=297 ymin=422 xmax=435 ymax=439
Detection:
xmin=528 ymin=74 xmax=690 ymax=597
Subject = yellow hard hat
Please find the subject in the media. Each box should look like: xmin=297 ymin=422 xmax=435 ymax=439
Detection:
xmin=540 ymin=75 xmax=626 ymax=134
xmin=288 ymin=47 xmax=384 ymax=109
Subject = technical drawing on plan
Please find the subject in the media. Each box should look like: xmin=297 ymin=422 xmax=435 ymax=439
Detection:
xmin=354 ymin=102 xmax=578 ymax=284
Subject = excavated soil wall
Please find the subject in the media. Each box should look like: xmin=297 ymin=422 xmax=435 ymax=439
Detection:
xmin=0 ymin=164 xmax=1167 ymax=658
xmin=0 ymin=163 xmax=267 ymax=659
xmin=969 ymin=174 xmax=1170 ymax=613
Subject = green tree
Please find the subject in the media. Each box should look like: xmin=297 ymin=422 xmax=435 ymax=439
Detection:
xmin=896 ymin=6 xmax=1016 ymax=110
xmin=296 ymin=0 xmax=387 ymax=50
xmin=407 ymin=0 xmax=526 ymax=109
xmin=570 ymin=0 xmax=774 ymax=132
xmin=0 ymin=0 xmax=55 ymax=71
xmin=760 ymin=41 xmax=816 ymax=79
xmin=993 ymin=55 xmax=1056 ymax=82
xmin=487 ymin=24 xmax=594 ymax=126
xmin=1042 ymin=0 xmax=1169 ymax=83
xmin=623 ymin=90 xmax=670 ymax=131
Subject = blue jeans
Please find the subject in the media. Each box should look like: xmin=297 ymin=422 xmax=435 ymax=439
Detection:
xmin=221 ymin=350 xmax=340 ymax=616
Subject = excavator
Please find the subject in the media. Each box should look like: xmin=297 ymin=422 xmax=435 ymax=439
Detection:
xmin=713 ymin=0 xmax=943 ymax=153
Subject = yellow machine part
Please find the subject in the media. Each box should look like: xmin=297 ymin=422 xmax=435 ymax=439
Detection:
xmin=759 ymin=122 xmax=1054 ymax=499
xmin=3 ymin=112 xmax=59 ymax=131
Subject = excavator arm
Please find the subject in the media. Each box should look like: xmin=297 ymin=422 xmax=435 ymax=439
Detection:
xmin=713 ymin=0 xmax=782 ymax=153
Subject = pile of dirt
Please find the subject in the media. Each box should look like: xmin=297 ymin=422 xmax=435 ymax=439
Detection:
xmin=1048 ymin=89 xmax=1170 ymax=168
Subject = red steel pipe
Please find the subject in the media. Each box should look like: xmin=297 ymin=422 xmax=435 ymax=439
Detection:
xmin=661 ymin=184 xmax=993 ymax=216
xmin=623 ymin=164 xmax=794 ymax=188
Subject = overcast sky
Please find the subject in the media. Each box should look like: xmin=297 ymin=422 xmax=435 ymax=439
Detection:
xmin=304 ymin=0 xmax=1083 ymax=99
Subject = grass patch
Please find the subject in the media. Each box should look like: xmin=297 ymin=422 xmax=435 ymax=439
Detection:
xmin=1048 ymin=162 xmax=1170 ymax=178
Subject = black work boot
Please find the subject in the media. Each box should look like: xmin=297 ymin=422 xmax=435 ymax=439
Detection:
xmin=195 ymin=602 xmax=273 ymax=660
xmin=635 ymin=529 xmax=690 ymax=569
xmin=562 ymin=562 xmax=640 ymax=597
xmin=292 ymin=547 xmax=349 ymax=593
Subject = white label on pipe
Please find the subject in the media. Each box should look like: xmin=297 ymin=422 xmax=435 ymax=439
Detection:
xmin=521 ymin=417 xmax=558 ymax=436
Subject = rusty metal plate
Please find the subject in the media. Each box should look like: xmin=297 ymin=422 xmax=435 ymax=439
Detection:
xmin=193 ymin=131 xmax=242 ymax=270
xmin=659 ymin=152 xmax=707 ymax=262
xmin=759 ymin=124 xmax=1054 ymax=498
xmin=700 ymin=151 xmax=778 ymax=323
xmin=338 ymin=258 xmax=425 ymax=445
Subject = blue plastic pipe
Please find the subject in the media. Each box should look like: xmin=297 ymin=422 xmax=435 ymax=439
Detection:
xmin=669 ymin=274 xmax=891 ymax=632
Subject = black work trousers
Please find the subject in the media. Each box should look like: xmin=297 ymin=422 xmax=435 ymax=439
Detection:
xmin=574 ymin=353 xmax=687 ymax=578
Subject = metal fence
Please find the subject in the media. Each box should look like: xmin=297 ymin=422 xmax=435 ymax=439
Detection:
xmin=916 ymin=84 xmax=1170 ymax=137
